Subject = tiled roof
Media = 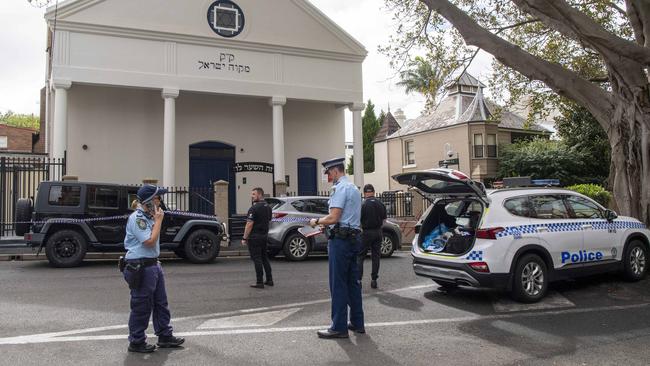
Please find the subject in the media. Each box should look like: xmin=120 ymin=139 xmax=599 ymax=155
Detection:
xmin=374 ymin=112 xmax=402 ymax=142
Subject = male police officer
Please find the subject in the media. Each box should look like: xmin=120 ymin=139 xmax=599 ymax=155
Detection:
xmin=358 ymin=184 xmax=387 ymax=289
xmin=242 ymin=187 xmax=273 ymax=289
xmin=309 ymin=157 xmax=365 ymax=338
xmin=122 ymin=185 xmax=184 ymax=353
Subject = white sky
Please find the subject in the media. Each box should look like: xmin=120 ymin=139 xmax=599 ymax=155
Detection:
xmin=0 ymin=0 xmax=493 ymax=140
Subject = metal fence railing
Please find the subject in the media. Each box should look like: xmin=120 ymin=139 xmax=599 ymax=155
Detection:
xmin=376 ymin=191 xmax=413 ymax=218
xmin=164 ymin=186 xmax=215 ymax=216
xmin=0 ymin=156 xmax=66 ymax=237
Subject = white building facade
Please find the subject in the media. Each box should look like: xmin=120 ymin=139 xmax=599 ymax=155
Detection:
xmin=44 ymin=0 xmax=366 ymax=215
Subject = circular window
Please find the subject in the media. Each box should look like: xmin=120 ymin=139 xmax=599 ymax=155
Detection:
xmin=206 ymin=0 xmax=245 ymax=38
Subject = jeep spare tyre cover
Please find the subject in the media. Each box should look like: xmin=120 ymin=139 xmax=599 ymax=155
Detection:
xmin=392 ymin=168 xmax=488 ymax=205
xmin=15 ymin=198 xmax=33 ymax=236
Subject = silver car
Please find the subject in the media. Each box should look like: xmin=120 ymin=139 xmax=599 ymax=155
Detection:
xmin=265 ymin=196 xmax=402 ymax=261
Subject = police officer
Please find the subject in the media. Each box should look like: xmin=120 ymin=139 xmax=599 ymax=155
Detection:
xmin=122 ymin=185 xmax=184 ymax=353
xmin=358 ymin=184 xmax=387 ymax=289
xmin=242 ymin=187 xmax=273 ymax=289
xmin=309 ymin=157 xmax=365 ymax=338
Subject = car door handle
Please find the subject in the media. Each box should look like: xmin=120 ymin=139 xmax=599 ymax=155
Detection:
xmin=581 ymin=224 xmax=593 ymax=229
xmin=536 ymin=226 xmax=549 ymax=232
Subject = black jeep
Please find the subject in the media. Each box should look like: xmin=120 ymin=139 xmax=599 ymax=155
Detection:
xmin=15 ymin=181 xmax=228 ymax=268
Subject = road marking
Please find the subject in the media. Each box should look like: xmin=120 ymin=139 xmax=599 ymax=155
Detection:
xmin=1 ymin=302 xmax=648 ymax=345
xmin=492 ymin=291 xmax=575 ymax=313
xmin=197 ymin=308 xmax=302 ymax=329
xmin=0 ymin=283 xmax=435 ymax=345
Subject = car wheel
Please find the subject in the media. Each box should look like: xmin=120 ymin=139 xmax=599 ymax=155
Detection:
xmin=623 ymin=240 xmax=648 ymax=281
xmin=45 ymin=230 xmax=87 ymax=268
xmin=511 ymin=253 xmax=548 ymax=303
xmin=433 ymin=279 xmax=458 ymax=291
xmin=283 ymin=232 xmax=310 ymax=261
xmin=15 ymin=198 xmax=32 ymax=236
xmin=380 ymin=232 xmax=397 ymax=258
xmin=183 ymin=229 xmax=220 ymax=264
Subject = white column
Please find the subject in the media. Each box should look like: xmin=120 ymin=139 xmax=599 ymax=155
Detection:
xmin=51 ymin=79 xmax=72 ymax=160
xmin=350 ymin=102 xmax=365 ymax=188
xmin=270 ymin=96 xmax=287 ymax=183
xmin=162 ymin=88 xmax=179 ymax=187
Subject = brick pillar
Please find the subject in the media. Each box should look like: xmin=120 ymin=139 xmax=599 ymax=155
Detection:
xmin=214 ymin=180 xmax=229 ymax=220
xmin=409 ymin=187 xmax=424 ymax=220
xmin=274 ymin=180 xmax=287 ymax=197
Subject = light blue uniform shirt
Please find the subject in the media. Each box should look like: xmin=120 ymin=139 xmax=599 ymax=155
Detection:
xmin=124 ymin=208 xmax=159 ymax=259
xmin=328 ymin=175 xmax=361 ymax=230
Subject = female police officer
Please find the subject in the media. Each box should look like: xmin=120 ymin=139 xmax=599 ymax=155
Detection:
xmin=122 ymin=185 xmax=184 ymax=353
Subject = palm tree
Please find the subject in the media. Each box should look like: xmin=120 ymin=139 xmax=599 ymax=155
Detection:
xmin=397 ymin=56 xmax=450 ymax=112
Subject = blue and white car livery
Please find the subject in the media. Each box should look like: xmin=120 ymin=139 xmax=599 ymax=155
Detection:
xmin=393 ymin=168 xmax=650 ymax=303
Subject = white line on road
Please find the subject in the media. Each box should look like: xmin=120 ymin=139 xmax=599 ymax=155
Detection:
xmin=1 ymin=302 xmax=648 ymax=345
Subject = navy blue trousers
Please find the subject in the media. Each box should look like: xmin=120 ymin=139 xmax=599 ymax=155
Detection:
xmin=328 ymin=237 xmax=365 ymax=333
xmin=123 ymin=263 xmax=173 ymax=344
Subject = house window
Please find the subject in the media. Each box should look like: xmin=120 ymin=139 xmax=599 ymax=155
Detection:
xmin=473 ymin=134 xmax=484 ymax=158
xmin=0 ymin=136 xmax=7 ymax=149
xmin=487 ymin=134 xmax=497 ymax=157
xmin=461 ymin=85 xmax=478 ymax=93
xmin=404 ymin=140 xmax=415 ymax=165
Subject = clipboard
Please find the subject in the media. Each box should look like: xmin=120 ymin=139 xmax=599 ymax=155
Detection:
xmin=298 ymin=225 xmax=323 ymax=238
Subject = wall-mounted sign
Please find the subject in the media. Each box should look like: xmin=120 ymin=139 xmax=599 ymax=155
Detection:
xmin=233 ymin=162 xmax=274 ymax=174
xmin=207 ymin=0 xmax=245 ymax=38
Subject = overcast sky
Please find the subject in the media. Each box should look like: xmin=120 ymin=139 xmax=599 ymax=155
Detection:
xmin=0 ymin=0 xmax=493 ymax=138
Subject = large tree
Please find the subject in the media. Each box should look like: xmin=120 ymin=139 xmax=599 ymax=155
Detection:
xmin=397 ymin=56 xmax=454 ymax=111
xmin=383 ymin=0 xmax=650 ymax=225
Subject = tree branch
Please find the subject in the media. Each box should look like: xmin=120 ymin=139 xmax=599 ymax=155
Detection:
xmin=511 ymin=0 xmax=650 ymax=65
xmin=490 ymin=18 xmax=540 ymax=33
xmin=626 ymin=0 xmax=650 ymax=47
xmin=422 ymin=0 xmax=614 ymax=129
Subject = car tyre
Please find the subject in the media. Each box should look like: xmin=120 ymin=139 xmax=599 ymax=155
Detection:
xmin=511 ymin=253 xmax=548 ymax=303
xmin=380 ymin=232 xmax=397 ymax=258
xmin=283 ymin=232 xmax=310 ymax=261
xmin=183 ymin=229 xmax=220 ymax=264
xmin=623 ymin=240 xmax=647 ymax=281
xmin=15 ymin=198 xmax=32 ymax=236
xmin=45 ymin=230 xmax=87 ymax=268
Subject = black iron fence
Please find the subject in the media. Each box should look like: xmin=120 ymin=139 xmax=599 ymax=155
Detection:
xmin=163 ymin=186 xmax=215 ymax=216
xmin=285 ymin=190 xmax=414 ymax=218
xmin=0 ymin=156 xmax=66 ymax=237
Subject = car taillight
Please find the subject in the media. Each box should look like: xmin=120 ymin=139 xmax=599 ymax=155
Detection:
xmin=451 ymin=171 xmax=469 ymax=180
xmin=469 ymin=262 xmax=490 ymax=273
xmin=476 ymin=227 xmax=505 ymax=240
xmin=24 ymin=233 xmax=32 ymax=241
xmin=272 ymin=212 xmax=288 ymax=219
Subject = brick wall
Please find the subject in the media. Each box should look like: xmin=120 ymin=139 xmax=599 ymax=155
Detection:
xmin=0 ymin=124 xmax=38 ymax=153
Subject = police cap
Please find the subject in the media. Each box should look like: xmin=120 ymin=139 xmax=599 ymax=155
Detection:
xmin=137 ymin=184 xmax=168 ymax=203
xmin=322 ymin=157 xmax=345 ymax=174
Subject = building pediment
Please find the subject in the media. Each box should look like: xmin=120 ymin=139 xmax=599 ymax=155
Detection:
xmin=46 ymin=0 xmax=367 ymax=60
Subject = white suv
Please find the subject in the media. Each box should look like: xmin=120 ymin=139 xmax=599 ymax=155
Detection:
xmin=394 ymin=168 xmax=650 ymax=302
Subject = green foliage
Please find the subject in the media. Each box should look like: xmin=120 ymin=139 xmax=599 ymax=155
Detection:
xmin=565 ymin=184 xmax=612 ymax=207
xmin=362 ymin=100 xmax=381 ymax=173
xmin=497 ymin=138 xmax=592 ymax=186
xmin=555 ymin=103 xmax=610 ymax=185
xmin=396 ymin=56 xmax=454 ymax=111
xmin=0 ymin=111 xmax=39 ymax=130
xmin=347 ymin=155 xmax=354 ymax=175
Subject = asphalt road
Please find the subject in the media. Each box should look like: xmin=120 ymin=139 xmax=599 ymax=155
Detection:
xmin=0 ymin=253 xmax=649 ymax=365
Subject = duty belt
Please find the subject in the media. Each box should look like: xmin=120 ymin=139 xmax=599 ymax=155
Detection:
xmin=126 ymin=258 xmax=159 ymax=267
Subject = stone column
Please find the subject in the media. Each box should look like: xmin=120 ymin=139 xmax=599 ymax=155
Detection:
xmin=162 ymin=88 xmax=179 ymax=187
xmin=270 ymin=96 xmax=287 ymax=184
xmin=350 ymin=103 xmax=365 ymax=188
xmin=52 ymin=79 xmax=72 ymax=160
xmin=214 ymin=180 xmax=229 ymax=221
xmin=274 ymin=181 xmax=288 ymax=197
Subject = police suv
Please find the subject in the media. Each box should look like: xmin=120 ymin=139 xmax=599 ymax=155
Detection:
xmin=394 ymin=169 xmax=650 ymax=303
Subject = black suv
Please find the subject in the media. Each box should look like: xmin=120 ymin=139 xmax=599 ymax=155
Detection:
xmin=16 ymin=181 xmax=228 ymax=268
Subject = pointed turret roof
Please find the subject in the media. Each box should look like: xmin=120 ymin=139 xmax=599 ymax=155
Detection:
xmin=374 ymin=112 xmax=401 ymax=142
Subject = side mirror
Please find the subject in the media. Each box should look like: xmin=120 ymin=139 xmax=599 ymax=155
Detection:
xmin=605 ymin=209 xmax=618 ymax=221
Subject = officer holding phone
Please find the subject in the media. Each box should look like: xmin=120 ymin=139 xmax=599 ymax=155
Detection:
xmin=122 ymin=185 xmax=184 ymax=353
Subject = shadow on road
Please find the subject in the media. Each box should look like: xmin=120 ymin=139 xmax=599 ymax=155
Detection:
xmin=333 ymin=334 xmax=400 ymax=366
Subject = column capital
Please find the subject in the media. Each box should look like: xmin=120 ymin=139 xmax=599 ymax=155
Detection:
xmin=269 ymin=96 xmax=287 ymax=106
xmin=162 ymin=88 xmax=180 ymax=99
xmin=52 ymin=79 xmax=72 ymax=90
xmin=349 ymin=102 xmax=365 ymax=112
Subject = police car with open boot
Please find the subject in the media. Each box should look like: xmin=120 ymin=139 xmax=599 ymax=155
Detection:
xmin=394 ymin=168 xmax=650 ymax=303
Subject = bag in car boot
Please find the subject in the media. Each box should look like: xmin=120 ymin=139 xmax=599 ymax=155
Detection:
xmin=445 ymin=233 xmax=474 ymax=254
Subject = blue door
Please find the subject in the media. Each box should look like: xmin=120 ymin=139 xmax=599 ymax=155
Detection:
xmin=189 ymin=142 xmax=236 ymax=215
xmin=297 ymin=158 xmax=317 ymax=196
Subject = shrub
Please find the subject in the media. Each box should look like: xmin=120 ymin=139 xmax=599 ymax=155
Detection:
xmin=566 ymin=184 xmax=611 ymax=207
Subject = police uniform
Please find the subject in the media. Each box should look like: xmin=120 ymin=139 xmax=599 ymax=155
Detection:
xmin=317 ymin=158 xmax=364 ymax=338
xmin=122 ymin=185 xmax=183 ymax=353
xmin=358 ymin=185 xmax=387 ymax=288
xmin=246 ymin=200 xmax=273 ymax=287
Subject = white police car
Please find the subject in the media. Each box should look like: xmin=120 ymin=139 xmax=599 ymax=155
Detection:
xmin=394 ymin=168 xmax=650 ymax=302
